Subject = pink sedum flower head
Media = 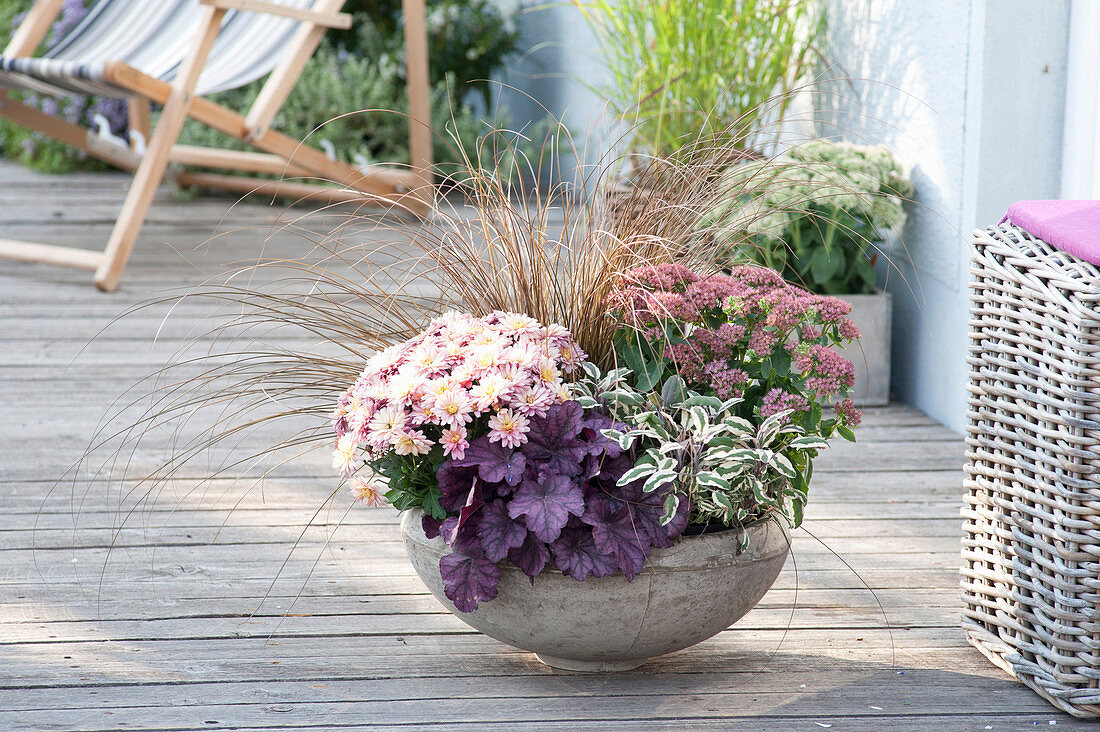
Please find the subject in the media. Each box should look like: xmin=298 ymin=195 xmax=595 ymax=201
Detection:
xmin=334 ymin=311 xmax=586 ymax=484
xmin=609 ymin=264 xmax=861 ymax=426
xmin=833 ymin=398 xmax=862 ymax=427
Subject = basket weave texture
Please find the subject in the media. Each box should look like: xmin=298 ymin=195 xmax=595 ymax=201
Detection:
xmin=963 ymin=223 xmax=1100 ymax=718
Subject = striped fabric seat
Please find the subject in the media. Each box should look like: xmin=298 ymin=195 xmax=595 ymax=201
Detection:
xmin=0 ymin=0 xmax=312 ymax=98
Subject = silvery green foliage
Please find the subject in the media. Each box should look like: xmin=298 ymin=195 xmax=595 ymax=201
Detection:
xmin=572 ymin=362 xmax=828 ymax=533
xmin=707 ymin=140 xmax=914 ymax=295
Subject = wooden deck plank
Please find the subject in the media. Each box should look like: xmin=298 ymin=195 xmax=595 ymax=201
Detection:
xmin=0 ymin=160 xmax=1086 ymax=730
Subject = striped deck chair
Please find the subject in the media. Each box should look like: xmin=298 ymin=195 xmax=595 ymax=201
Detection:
xmin=0 ymin=0 xmax=433 ymax=291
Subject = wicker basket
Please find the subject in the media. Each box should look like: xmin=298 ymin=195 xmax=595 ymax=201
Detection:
xmin=963 ymin=222 xmax=1100 ymax=717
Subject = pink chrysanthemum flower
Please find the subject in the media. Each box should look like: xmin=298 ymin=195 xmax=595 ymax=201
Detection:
xmin=503 ymin=341 xmax=541 ymax=369
xmin=550 ymin=382 xmax=572 ymax=404
xmin=542 ymin=322 xmax=573 ymax=346
xmin=365 ymin=344 xmax=404 ymax=375
xmin=388 ymin=372 xmax=424 ymax=406
xmin=440 ymin=427 xmax=470 ymax=460
xmin=495 ymin=362 xmax=525 ymax=388
xmin=362 ymin=378 xmax=389 ymax=402
xmin=409 ymin=343 xmax=447 ymax=376
xmin=367 ymin=405 xmax=406 ymax=444
xmin=433 ymin=388 xmax=474 ymax=429
xmin=332 ymin=433 xmax=361 ymax=476
xmin=511 ymin=385 xmax=555 ymax=417
xmin=467 ymin=343 xmax=505 ymax=378
xmin=498 ymin=312 xmax=541 ymax=338
xmin=557 ymin=342 xmax=586 ymax=373
xmin=393 ymin=429 xmax=433 ymax=456
xmin=349 ymin=477 xmax=387 ymax=507
xmin=423 ymin=377 xmax=456 ymax=403
xmin=409 ymin=399 xmax=436 ymax=425
xmin=336 ymin=310 xmax=586 ymax=484
xmin=471 ymin=374 xmax=511 ymax=412
xmin=471 ymin=330 xmax=507 ymax=350
xmin=450 ymin=361 xmax=477 ymax=387
xmin=534 ymin=357 xmax=561 ymax=386
xmin=487 ymin=408 xmax=530 ymax=448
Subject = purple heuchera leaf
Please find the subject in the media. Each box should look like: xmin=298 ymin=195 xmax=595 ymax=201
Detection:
xmin=478 ymin=499 xmax=528 ymax=563
xmin=551 ymin=524 xmax=619 ymax=581
xmin=440 ymin=550 xmax=500 ymax=612
xmin=437 ymin=461 xmax=478 ymax=512
xmin=427 ymin=399 xmax=693 ymax=608
xmin=613 ymin=478 xmax=684 ymax=549
xmin=440 ymin=517 xmax=458 ymax=543
xmin=454 ymin=479 xmax=483 ymax=535
xmin=582 ymin=451 xmax=632 ymax=483
xmin=422 ymin=514 xmax=442 ymax=539
xmin=508 ymin=531 xmax=551 ymax=579
xmin=457 ymin=440 xmax=526 ymax=486
xmin=441 ymin=516 xmax=482 ymax=554
xmin=523 ymin=402 xmax=588 ymax=476
xmin=581 ymin=498 xmax=649 ymax=581
xmin=581 ymin=411 xmax=624 ymax=458
xmin=507 ymin=473 xmax=585 ymax=543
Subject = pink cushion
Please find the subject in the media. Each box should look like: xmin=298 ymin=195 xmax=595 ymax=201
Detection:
xmin=1001 ymin=200 xmax=1100 ymax=266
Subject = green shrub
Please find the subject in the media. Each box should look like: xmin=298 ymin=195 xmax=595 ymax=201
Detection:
xmin=707 ymin=141 xmax=914 ymax=295
xmin=580 ymin=0 xmax=822 ymax=156
xmin=334 ymin=0 xmax=520 ymax=110
xmin=0 ymin=0 xmax=123 ymax=173
xmin=176 ymin=37 xmax=487 ymax=175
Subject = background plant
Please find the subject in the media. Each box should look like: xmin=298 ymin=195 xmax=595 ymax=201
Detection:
xmin=0 ymin=0 xmax=127 ymax=173
xmin=578 ymin=0 xmax=822 ymax=156
xmin=707 ymin=141 xmax=914 ymax=294
xmin=177 ymin=0 xmax=523 ymax=174
xmin=334 ymin=0 xmax=519 ymax=111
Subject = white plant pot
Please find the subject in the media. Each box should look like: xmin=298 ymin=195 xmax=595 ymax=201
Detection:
xmin=837 ymin=292 xmax=892 ymax=406
xmin=401 ymin=508 xmax=790 ymax=672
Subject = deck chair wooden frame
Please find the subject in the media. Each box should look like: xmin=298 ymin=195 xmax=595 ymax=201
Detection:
xmin=0 ymin=0 xmax=433 ymax=291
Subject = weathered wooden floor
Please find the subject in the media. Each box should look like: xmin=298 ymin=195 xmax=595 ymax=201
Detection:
xmin=0 ymin=161 xmax=1088 ymax=731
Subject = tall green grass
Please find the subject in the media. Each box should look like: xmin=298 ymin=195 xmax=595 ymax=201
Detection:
xmin=579 ymin=0 xmax=822 ymax=155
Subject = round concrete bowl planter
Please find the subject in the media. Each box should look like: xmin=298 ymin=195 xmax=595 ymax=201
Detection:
xmin=401 ymin=508 xmax=791 ymax=672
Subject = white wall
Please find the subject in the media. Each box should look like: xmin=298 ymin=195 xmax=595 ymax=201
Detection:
xmin=494 ymin=2 xmax=610 ymax=185
xmin=822 ymin=0 xmax=1069 ymax=433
